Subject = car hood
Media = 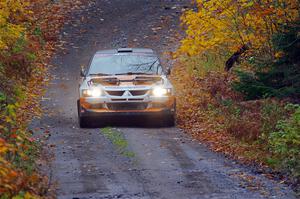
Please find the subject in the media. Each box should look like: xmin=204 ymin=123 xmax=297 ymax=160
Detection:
xmin=80 ymin=75 xmax=174 ymax=97
xmin=86 ymin=75 xmax=165 ymax=87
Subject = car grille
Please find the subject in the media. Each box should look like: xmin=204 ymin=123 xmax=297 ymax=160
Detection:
xmin=130 ymin=90 xmax=148 ymax=96
xmin=107 ymin=102 xmax=148 ymax=110
xmin=111 ymin=98 xmax=127 ymax=102
xmin=90 ymin=104 xmax=105 ymax=109
xmin=106 ymin=90 xmax=149 ymax=96
xmin=106 ymin=91 xmax=125 ymax=96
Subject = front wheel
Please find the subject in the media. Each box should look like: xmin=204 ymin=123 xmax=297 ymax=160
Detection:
xmin=79 ymin=115 xmax=89 ymax=128
xmin=77 ymin=100 xmax=89 ymax=128
xmin=162 ymin=113 xmax=175 ymax=127
xmin=163 ymin=102 xmax=176 ymax=127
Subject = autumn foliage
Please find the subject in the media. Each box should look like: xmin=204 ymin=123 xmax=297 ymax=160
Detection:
xmin=173 ymin=0 xmax=300 ymax=191
xmin=179 ymin=0 xmax=299 ymax=61
xmin=0 ymin=0 xmax=85 ymax=198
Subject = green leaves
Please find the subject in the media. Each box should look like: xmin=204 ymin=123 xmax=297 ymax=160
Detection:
xmin=0 ymin=92 xmax=6 ymax=103
xmin=269 ymin=104 xmax=300 ymax=177
xmin=233 ymin=21 xmax=300 ymax=100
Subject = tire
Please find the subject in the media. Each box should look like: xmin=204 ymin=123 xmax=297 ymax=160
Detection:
xmin=77 ymin=100 xmax=89 ymax=128
xmin=79 ymin=115 xmax=89 ymax=128
xmin=162 ymin=113 xmax=175 ymax=127
xmin=163 ymin=102 xmax=176 ymax=127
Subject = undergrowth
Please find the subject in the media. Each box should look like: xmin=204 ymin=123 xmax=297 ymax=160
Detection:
xmin=0 ymin=0 xmax=85 ymax=198
xmin=171 ymin=59 xmax=300 ymax=192
xmin=173 ymin=0 xmax=300 ymax=193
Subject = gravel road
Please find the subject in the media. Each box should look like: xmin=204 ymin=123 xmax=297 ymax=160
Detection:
xmin=36 ymin=0 xmax=297 ymax=198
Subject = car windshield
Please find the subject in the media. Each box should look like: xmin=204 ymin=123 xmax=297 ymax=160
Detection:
xmin=88 ymin=53 xmax=163 ymax=75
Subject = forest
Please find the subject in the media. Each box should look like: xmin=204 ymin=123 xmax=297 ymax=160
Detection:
xmin=172 ymin=0 xmax=299 ymax=193
xmin=0 ymin=0 xmax=299 ymax=198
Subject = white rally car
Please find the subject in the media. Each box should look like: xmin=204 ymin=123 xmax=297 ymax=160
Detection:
xmin=77 ymin=48 xmax=176 ymax=128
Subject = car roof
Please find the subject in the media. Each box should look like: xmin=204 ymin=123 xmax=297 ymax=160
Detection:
xmin=95 ymin=48 xmax=155 ymax=55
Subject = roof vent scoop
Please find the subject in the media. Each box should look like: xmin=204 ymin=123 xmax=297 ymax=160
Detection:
xmin=117 ymin=48 xmax=133 ymax=53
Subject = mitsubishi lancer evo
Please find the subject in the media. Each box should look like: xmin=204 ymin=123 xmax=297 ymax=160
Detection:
xmin=77 ymin=48 xmax=176 ymax=128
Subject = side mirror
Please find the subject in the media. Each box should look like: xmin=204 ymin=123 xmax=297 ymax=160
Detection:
xmin=80 ymin=66 xmax=86 ymax=77
xmin=166 ymin=67 xmax=171 ymax=76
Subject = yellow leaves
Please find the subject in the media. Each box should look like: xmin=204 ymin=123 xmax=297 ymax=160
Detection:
xmin=0 ymin=138 xmax=13 ymax=154
xmin=178 ymin=0 xmax=300 ymax=64
xmin=24 ymin=192 xmax=39 ymax=199
xmin=275 ymin=51 xmax=285 ymax=58
xmin=0 ymin=0 xmax=31 ymax=50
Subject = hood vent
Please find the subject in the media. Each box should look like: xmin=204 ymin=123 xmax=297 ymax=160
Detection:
xmin=117 ymin=48 xmax=133 ymax=53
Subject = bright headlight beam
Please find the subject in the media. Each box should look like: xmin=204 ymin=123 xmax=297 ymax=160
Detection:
xmin=83 ymin=88 xmax=102 ymax=97
xmin=153 ymin=87 xmax=168 ymax=97
xmin=90 ymin=88 xmax=102 ymax=97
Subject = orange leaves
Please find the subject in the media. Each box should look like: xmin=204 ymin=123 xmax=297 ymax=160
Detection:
xmin=0 ymin=156 xmax=43 ymax=197
xmin=0 ymin=139 xmax=21 ymax=195
xmin=0 ymin=0 xmax=86 ymax=197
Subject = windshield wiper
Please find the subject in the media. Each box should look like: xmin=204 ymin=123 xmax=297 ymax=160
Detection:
xmin=89 ymin=73 xmax=111 ymax=76
xmin=115 ymin=72 xmax=153 ymax=75
xmin=133 ymin=59 xmax=160 ymax=74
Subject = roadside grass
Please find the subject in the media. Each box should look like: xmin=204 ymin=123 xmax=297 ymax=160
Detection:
xmin=101 ymin=127 xmax=135 ymax=158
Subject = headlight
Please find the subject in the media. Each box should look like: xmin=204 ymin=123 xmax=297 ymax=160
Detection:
xmin=82 ymin=88 xmax=102 ymax=97
xmin=152 ymin=87 xmax=169 ymax=97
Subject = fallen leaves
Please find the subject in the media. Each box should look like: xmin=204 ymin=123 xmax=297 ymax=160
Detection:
xmin=0 ymin=0 xmax=88 ymax=197
xmin=171 ymin=60 xmax=272 ymax=169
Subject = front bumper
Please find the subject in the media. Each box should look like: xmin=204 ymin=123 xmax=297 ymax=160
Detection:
xmin=80 ymin=108 xmax=174 ymax=118
xmin=78 ymin=96 xmax=176 ymax=118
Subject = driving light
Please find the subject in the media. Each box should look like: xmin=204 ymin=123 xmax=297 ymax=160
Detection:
xmin=152 ymin=87 xmax=168 ymax=97
xmin=82 ymin=88 xmax=102 ymax=97
xmin=91 ymin=88 xmax=102 ymax=97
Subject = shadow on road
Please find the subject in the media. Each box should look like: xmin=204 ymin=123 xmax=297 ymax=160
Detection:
xmin=85 ymin=116 xmax=174 ymax=128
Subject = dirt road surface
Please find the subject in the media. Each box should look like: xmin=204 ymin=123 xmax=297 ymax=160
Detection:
xmin=36 ymin=0 xmax=297 ymax=198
